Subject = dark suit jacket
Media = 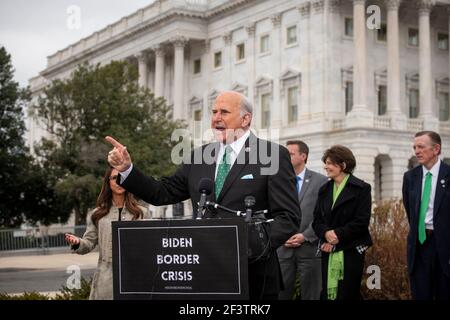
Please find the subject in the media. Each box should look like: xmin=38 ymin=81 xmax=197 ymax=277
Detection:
xmin=312 ymin=174 xmax=372 ymax=252
xmin=402 ymin=161 xmax=450 ymax=277
xmin=119 ymin=133 xmax=301 ymax=298
xmin=277 ymin=168 xmax=328 ymax=259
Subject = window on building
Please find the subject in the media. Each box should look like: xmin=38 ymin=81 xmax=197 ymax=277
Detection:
xmin=408 ymin=28 xmax=419 ymax=47
xmin=438 ymin=32 xmax=449 ymax=50
xmin=286 ymin=26 xmax=297 ymax=45
xmin=236 ymin=43 xmax=245 ymax=61
xmin=439 ymin=92 xmax=449 ymax=121
xmin=194 ymin=109 xmax=202 ymax=121
xmin=172 ymin=202 xmax=184 ymax=217
xmin=261 ymin=93 xmax=271 ymax=128
xmin=374 ymin=158 xmax=383 ymax=202
xmin=287 ymin=87 xmax=298 ymax=123
xmin=193 ymin=59 xmax=201 ymax=74
xmin=345 ymin=18 xmax=353 ymax=37
xmin=378 ymin=85 xmax=387 ymax=115
xmin=214 ymin=51 xmax=222 ymax=68
xmin=409 ymin=89 xmax=419 ymax=118
xmin=260 ymin=35 xmax=270 ymax=53
xmin=345 ymin=81 xmax=353 ymax=114
xmin=377 ymin=23 xmax=387 ymax=42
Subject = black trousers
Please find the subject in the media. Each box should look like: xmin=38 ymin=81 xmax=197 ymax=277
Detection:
xmin=320 ymin=248 xmax=365 ymax=300
xmin=410 ymin=232 xmax=450 ymax=300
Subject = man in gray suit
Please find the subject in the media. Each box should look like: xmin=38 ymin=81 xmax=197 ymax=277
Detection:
xmin=277 ymin=140 xmax=328 ymax=300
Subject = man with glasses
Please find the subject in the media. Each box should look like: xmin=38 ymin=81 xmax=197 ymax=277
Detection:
xmin=402 ymin=131 xmax=450 ymax=299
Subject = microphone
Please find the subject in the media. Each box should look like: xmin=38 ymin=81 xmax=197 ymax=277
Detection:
xmin=244 ymin=196 xmax=256 ymax=223
xmin=196 ymin=178 xmax=213 ymax=219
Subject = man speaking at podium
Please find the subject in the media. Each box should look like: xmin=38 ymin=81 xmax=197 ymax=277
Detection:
xmin=106 ymin=91 xmax=300 ymax=300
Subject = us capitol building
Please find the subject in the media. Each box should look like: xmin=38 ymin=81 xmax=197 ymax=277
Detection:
xmin=27 ymin=0 xmax=450 ymax=214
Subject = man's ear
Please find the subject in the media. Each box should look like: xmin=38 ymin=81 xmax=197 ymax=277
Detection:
xmin=242 ymin=113 xmax=251 ymax=127
xmin=435 ymin=144 xmax=441 ymax=155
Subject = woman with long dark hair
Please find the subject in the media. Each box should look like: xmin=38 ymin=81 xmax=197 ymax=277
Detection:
xmin=65 ymin=166 xmax=149 ymax=299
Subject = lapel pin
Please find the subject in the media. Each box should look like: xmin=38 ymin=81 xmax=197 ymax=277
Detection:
xmin=245 ymin=147 xmax=251 ymax=152
xmin=305 ymin=179 xmax=310 ymax=183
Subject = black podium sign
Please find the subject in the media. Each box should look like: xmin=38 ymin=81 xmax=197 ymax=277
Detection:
xmin=112 ymin=218 xmax=249 ymax=299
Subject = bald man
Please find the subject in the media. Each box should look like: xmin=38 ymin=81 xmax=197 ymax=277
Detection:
xmin=107 ymin=91 xmax=300 ymax=299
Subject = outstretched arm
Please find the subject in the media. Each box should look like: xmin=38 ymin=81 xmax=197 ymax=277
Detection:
xmin=105 ymin=136 xmax=190 ymax=206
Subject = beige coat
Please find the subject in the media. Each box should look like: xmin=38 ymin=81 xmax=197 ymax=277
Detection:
xmin=74 ymin=205 xmax=150 ymax=300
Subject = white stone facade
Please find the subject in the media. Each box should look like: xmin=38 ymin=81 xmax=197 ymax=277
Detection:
xmin=27 ymin=0 xmax=450 ymax=207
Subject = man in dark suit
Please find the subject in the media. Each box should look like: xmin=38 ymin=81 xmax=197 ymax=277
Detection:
xmin=106 ymin=91 xmax=300 ymax=299
xmin=277 ymin=140 xmax=327 ymax=300
xmin=402 ymin=130 xmax=450 ymax=300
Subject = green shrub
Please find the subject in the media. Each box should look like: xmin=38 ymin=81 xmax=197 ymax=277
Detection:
xmin=0 ymin=291 xmax=50 ymax=300
xmin=0 ymin=277 xmax=92 ymax=300
xmin=53 ymin=276 xmax=92 ymax=300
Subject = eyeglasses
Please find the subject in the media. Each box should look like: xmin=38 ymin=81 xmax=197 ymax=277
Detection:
xmin=109 ymin=175 xmax=118 ymax=180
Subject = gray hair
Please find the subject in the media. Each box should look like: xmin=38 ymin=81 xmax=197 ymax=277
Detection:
xmin=239 ymin=93 xmax=253 ymax=117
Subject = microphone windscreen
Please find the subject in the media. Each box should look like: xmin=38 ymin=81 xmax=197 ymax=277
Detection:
xmin=244 ymin=195 xmax=256 ymax=207
xmin=198 ymin=178 xmax=213 ymax=195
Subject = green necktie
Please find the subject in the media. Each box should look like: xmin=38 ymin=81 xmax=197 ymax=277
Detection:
xmin=418 ymin=172 xmax=432 ymax=244
xmin=215 ymin=146 xmax=232 ymax=198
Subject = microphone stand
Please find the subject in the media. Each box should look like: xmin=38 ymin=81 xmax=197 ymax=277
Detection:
xmin=204 ymin=201 xmax=270 ymax=221
xmin=197 ymin=191 xmax=208 ymax=220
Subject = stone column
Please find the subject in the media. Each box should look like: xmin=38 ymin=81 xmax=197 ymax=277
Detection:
xmin=347 ymin=0 xmax=373 ymax=128
xmin=202 ymin=39 xmax=211 ymax=131
xmin=270 ymin=13 xmax=282 ymax=127
xmin=309 ymin=0 xmax=325 ymax=120
xmin=298 ymin=2 xmax=311 ymax=120
xmin=390 ymin=154 xmax=410 ymax=199
xmin=172 ymin=36 xmax=187 ymax=120
xmin=153 ymin=45 xmax=165 ymax=98
xmin=353 ymin=148 xmax=377 ymax=199
xmin=353 ymin=0 xmax=368 ymax=110
xmin=386 ymin=0 xmax=406 ymax=129
xmin=418 ymin=0 xmax=432 ymax=117
xmin=387 ymin=0 xmax=401 ymax=114
xmin=418 ymin=0 xmax=436 ymax=124
xmin=222 ymin=32 xmax=232 ymax=89
xmin=136 ymin=51 xmax=148 ymax=88
xmin=325 ymin=0 xmax=342 ymax=118
xmin=245 ymin=23 xmax=256 ymax=107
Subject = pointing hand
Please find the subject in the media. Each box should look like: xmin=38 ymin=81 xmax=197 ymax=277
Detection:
xmin=105 ymin=136 xmax=132 ymax=172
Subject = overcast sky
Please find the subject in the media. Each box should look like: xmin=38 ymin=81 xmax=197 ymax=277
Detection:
xmin=0 ymin=0 xmax=154 ymax=87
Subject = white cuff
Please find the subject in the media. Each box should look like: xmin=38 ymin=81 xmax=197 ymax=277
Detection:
xmin=119 ymin=164 xmax=133 ymax=183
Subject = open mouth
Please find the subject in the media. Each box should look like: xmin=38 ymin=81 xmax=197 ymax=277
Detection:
xmin=214 ymin=126 xmax=226 ymax=132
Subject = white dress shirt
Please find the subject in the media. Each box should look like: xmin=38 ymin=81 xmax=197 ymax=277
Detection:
xmin=421 ymin=160 xmax=441 ymax=230
xmin=214 ymin=130 xmax=251 ymax=178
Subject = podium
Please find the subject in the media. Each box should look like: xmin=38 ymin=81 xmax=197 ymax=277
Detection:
xmin=112 ymin=218 xmax=249 ymax=299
